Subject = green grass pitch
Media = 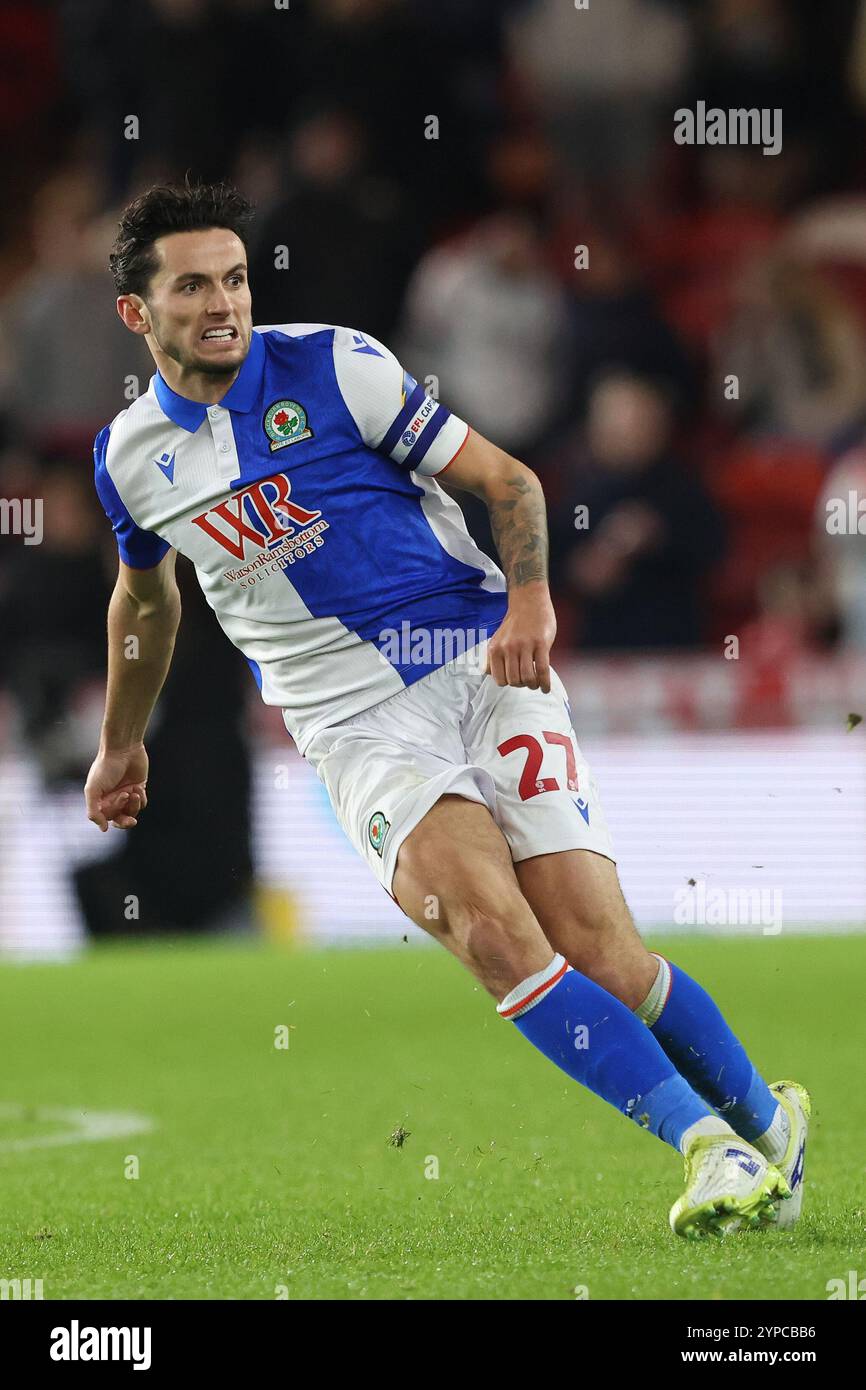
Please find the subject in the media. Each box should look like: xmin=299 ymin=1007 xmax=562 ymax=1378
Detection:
xmin=0 ymin=933 xmax=864 ymax=1300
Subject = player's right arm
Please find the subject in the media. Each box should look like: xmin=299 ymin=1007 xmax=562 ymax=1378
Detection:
xmin=84 ymin=549 xmax=181 ymax=832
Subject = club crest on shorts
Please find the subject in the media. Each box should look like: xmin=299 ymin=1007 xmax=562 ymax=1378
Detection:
xmin=368 ymin=810 xmax=390 ymax=857
xmin=263 ymin=399 xmax=313 ymax=452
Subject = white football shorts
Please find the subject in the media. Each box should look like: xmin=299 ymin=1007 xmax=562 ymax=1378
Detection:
xmin=301 ymin=638 xmax=615 ymax=900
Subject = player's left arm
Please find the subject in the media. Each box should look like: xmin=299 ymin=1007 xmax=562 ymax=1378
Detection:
xmin=331 ymin=328 xmax=555 ymax=691
xmin=440 ymin=428 xmax=557 ymax=693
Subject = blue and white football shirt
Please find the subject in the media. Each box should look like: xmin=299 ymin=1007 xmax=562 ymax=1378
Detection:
xmin=93 ymin=324 xmax=508 ymax=751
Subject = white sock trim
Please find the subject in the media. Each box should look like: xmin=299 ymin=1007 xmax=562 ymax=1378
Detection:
xmin=634 ymin=953 xmax=672 ymax=1027
xmin=679 ymin=1114 xmax=737 ymax=1156
xmin=497 ymin=953 xmax=570 ymax=1020
xmin=754 ymin=1102 xmax=789 ymax=1164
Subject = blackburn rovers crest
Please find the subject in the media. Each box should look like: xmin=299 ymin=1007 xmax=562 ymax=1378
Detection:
xmin=368 ymin=811 xmax=390 ymax=857
xmin=263 ymin=399 xmax=313 ymax=452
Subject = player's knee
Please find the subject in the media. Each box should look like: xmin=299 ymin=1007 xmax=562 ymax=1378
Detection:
xmin=453 ymin=890 xmax=518 ymax=948
xmin=555 ymin=902 xmax=653 ymax=997
xmin=449 ymin=891 xmax=551 ymax=995
xmin=563 ymin=896 xmax=637 ymax=954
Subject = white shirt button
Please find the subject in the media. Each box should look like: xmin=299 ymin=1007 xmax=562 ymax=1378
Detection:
xmin=209 ymin=407 xmax=221 ymax=419
xmin=219 ymin=441 xmax=230 ymax=453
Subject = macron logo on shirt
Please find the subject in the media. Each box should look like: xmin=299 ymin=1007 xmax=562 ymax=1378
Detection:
xmin=154 ymin=451 xmax=176 ymax=484
xmin=351 ymin=332 xmax=383 ymax=356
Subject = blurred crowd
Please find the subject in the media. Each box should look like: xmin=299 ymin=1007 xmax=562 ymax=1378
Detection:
xmin=2 ymin=0 xmax=866 ymax=801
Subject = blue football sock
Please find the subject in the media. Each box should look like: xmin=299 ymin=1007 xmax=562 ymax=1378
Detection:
xmin=498 ymin=955 xmax=720 ymax=1152
xmin=637 ymin=955 xmax=778 ymax=1142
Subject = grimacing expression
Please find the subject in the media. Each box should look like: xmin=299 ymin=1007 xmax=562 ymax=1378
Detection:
xmin=141 ymin=229 xmax=253 ymax=377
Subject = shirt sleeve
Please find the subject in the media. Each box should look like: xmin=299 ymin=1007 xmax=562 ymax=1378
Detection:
xmin=331 ymin=325 xmax=469 ymax=476
xmin=93 ymin=424 xmax=171 ymax=569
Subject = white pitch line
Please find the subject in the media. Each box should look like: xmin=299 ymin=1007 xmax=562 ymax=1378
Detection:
xmin=0 ymin=1104 xmax=154 ymax=1153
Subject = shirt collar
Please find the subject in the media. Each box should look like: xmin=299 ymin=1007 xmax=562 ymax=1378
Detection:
xmin=153 ymin=327 xmax=266 ymax=433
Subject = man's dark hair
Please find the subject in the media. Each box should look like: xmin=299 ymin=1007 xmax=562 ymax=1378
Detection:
xmin=109 ymin=178 xmax=256 ymax=297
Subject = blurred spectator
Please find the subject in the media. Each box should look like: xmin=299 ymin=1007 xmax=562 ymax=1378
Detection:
xmin=0 ymin=2 xmax=64 ymax=232
xmin=741 ymin=561 xmax=834 ymax=657
xmin=705 ymin=436 xmax=827 ymax=639
xmin=553 ymin=224 xmax=698 ymax=419
xmin=298 ymin=0 xmax=508 ymax=229
xmin=507 ymin=0 xmax=692 ymax=193
xmin=249 ymin=106 xmax=421 ymax=342
xmin=0 ymin=169 xmax=151 ymax=439
xmin=731 ymin=559 xmax=837 ymax=728
xmin=714 ymin=251 xmax=866 ymax=449
xmin=784 ymin=194 xmax=866 ymax=264
xmin=633 ymin=186 xmax=782 ymax=356
xmin=0 ymin=455 xmax=110 ymax=784
xmin=59 ymin=0 xmax=294 ymax=199
xmin=397 ymin=208 xmax=573 ymax=561
xmin=483 ymin=126 xmax=559 ymax=223
xmin=682 ymin=0 xmax=858 ymax=196
xmin=548 ymin=372 xmax=726 ymax=649
xmin=398 ymin=211 xmax=571 ymax=458
xmin=814 ymin=445 xmax=866 ymax=648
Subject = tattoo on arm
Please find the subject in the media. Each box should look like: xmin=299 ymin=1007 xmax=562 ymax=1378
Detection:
xmin=486 ymin=470 xmax=549 ymax=588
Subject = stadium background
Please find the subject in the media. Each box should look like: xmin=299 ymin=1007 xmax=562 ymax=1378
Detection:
xmin=1 ymin=0 xmax=865 ymax=957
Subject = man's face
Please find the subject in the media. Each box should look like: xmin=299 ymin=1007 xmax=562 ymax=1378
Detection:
xmin=135 ymin=228 xmax=253 ymax=379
